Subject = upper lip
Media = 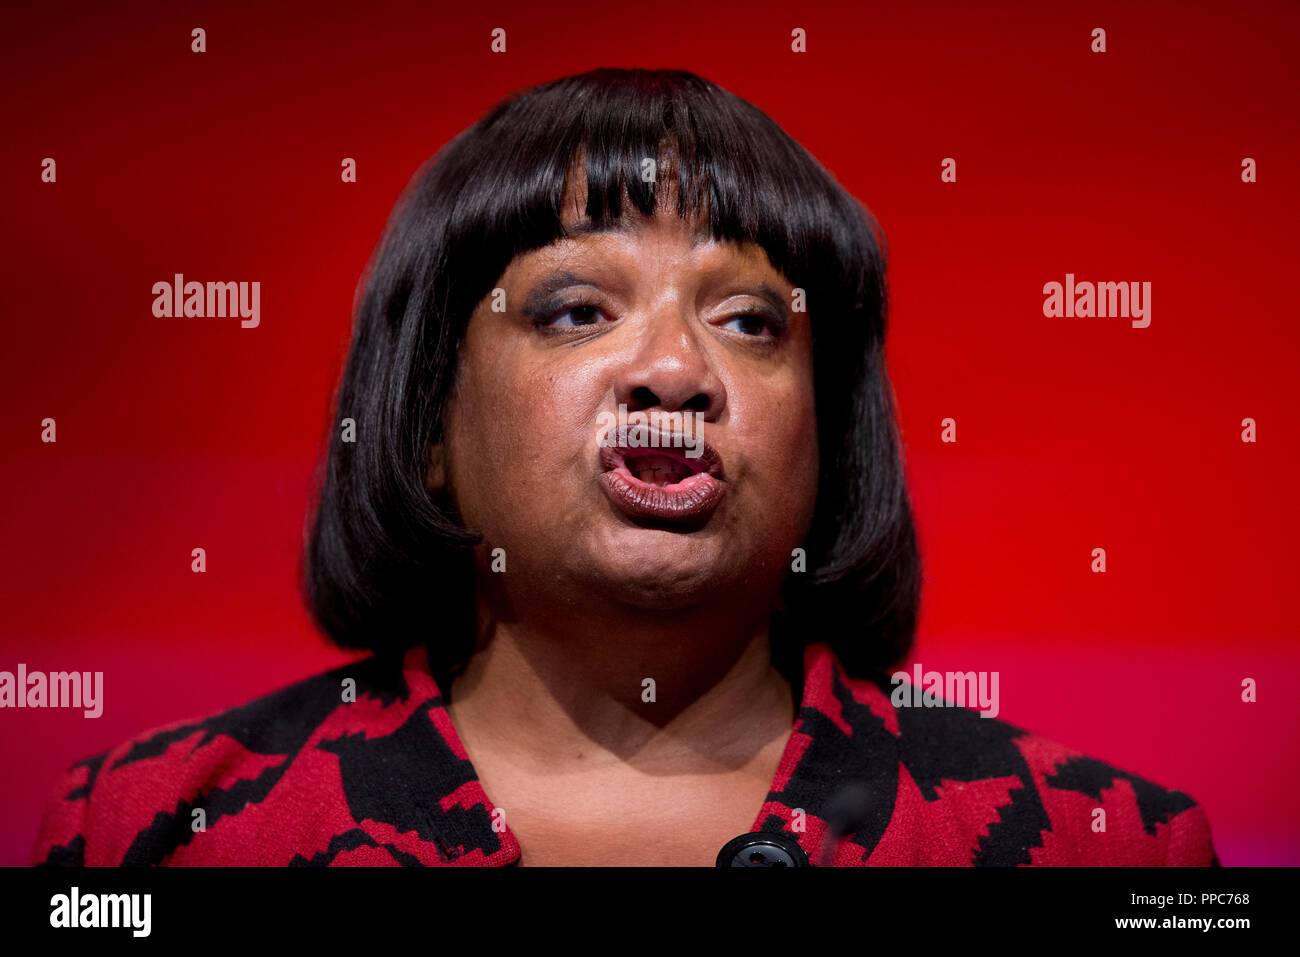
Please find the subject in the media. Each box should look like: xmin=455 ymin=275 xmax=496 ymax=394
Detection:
xmin=598 ymin=423 xmax=725 ymax=480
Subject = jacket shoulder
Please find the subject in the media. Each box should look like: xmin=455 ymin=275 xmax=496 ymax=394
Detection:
xmin=31 ymin=652 xmax=420 ymax=866
xmin=830 ymin=670 xmax=1217 ymax=866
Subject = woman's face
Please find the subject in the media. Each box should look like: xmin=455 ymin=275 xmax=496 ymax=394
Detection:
xmin=430 ymin=181 xmax=819 ymax=615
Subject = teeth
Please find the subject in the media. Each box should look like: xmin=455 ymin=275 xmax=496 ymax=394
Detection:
xmin=636 ymin=467 xmax=680 ymax=487
xmin=627 ymin=454 xmax=692 ymax=486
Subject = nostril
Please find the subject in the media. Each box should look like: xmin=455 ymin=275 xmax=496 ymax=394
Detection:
xmin=682 ymin=393 xmax=710 ymax=414
xmin=627 ymin=386 xmax=658 ymax=410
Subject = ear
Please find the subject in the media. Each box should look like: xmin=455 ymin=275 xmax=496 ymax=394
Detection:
xmin=425 ymin=443 xmax=447 ymax=494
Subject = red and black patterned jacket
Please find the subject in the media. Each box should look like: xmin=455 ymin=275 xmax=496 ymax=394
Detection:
xmin=31 ymin=642 xmax=1219 ymax=866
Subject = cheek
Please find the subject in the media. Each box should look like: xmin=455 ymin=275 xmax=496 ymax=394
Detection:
xmin=738 ymin=377 xmax=817 ymax=482
xmin=745 ymin=379 xmax=818 ymax=537
xmin=441 ymin=341 xmax=521 ymax=525
xmin=777 ymin=396 xmax=820 ymax=510
xmin=443 ymin=342 xmax=601 ymax=534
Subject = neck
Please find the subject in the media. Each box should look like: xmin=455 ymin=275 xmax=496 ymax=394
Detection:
xmin=446 ymin=602 xmax=797 ymax=776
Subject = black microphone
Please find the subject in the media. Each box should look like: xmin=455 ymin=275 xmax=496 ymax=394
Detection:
xmin=715 ymin=781 xmax=873 ymax=867
xmin=818 ymin=780 xmax=873 ymax=866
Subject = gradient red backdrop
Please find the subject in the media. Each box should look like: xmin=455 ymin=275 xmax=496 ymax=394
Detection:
xmin=2 ymin=0 xmax=1296 ymax=866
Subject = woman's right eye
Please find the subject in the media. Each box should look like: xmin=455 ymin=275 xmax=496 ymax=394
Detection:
xmin=538 ymin=302 xmax=613 ymax=328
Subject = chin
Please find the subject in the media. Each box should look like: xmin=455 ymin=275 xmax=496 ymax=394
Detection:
xmin=583 ymin=541 xmax=733 ymax=609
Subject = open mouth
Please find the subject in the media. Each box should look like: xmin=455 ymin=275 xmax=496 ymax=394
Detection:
xmin=623 ymin=451 xmax=701 ymax=487
xmin=597 ymin=428 xmax=726 ymax=524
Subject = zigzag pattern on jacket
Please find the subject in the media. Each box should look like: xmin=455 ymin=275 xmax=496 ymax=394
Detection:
xmin=31 ymin=642 xmax=1219 ymax=866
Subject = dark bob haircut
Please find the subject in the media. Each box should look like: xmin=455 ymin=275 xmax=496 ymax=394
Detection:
xmin=300 ymin=67 xmax=921 ymax=684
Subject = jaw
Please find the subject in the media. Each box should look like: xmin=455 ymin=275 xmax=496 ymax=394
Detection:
xmin=578 ymin=518 xmax=733 ymax=607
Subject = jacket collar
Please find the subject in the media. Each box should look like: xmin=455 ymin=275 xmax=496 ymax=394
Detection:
xmin=398 ymin=639 xmax=882 ymax=866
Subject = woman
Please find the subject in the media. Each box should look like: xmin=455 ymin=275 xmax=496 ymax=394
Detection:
xmin=32 ymin=68 xmax=1217 ymax=867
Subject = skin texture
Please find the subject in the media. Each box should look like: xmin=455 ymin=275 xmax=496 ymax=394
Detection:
xmin=426 ymin=170 xmax=820 ymax=865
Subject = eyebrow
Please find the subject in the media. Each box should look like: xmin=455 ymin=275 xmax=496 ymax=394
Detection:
xmin=744 ymin=282 xmax=793 ymax=318
xmin=520 ymin=271 xmax=597 ymax=319
xmin=519 ymin=270 xmax=793 ymax=320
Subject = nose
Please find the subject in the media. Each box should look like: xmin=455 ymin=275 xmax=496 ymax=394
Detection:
xmin=612 ymin=304 xmax=727 ymax=419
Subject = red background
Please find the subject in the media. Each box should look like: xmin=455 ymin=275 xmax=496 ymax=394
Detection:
xmin=1 ymin=0 xmax=1296 ymax=866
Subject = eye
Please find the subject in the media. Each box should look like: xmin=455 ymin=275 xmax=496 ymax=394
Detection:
xmin=536 ymin=301 xmax=614 ymax=329
xmin=720 ymin=313 xmax=779 ymax=337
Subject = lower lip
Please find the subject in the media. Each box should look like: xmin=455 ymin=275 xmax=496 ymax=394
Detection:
xmin=599 ymin=466 xmax=725 ymax=524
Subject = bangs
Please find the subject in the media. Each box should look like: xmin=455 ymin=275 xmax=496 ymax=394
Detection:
xmin=433 ymin=68 xmax=884 ymax=334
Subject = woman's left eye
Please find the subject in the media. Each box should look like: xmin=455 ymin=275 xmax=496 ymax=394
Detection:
xmin=721 ymin=314 xmax=777 ymax=337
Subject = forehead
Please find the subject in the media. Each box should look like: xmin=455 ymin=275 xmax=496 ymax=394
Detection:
xmin=556 ymin=209 xmax=721 ymax=253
